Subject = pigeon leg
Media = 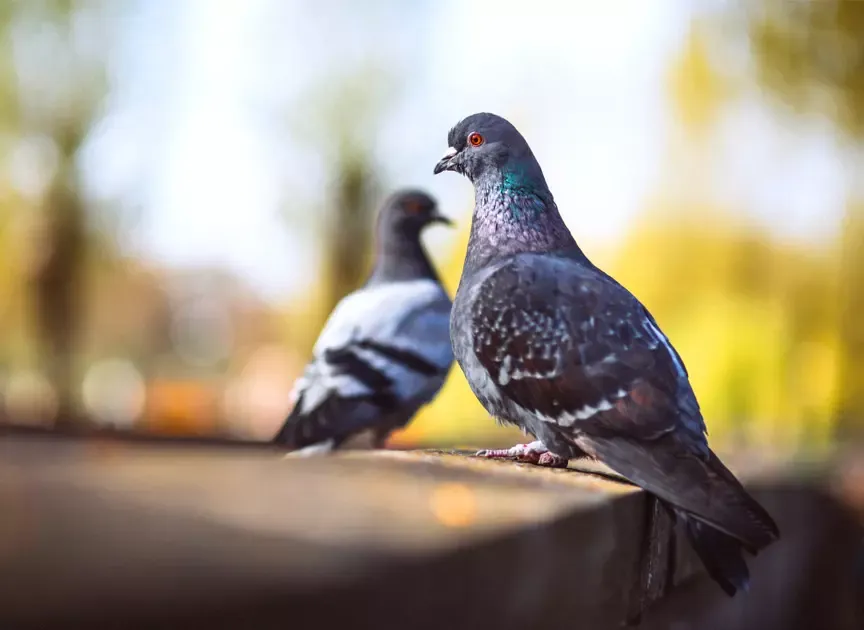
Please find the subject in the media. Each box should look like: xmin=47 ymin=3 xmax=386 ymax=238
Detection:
xmin=476 ymin=441 xmax=569 ymax=468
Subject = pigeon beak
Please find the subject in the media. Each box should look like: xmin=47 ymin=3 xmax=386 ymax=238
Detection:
xmin=428 ymin=211 xmax=453 ymax=227
xmin=433 ymin=147 xmax=458 ymax=175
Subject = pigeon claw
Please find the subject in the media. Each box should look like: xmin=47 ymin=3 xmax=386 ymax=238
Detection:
xmin=475 ymin=442 xmax=538 ymax=460
xmin=475 ymin=447 xmax=516 ymax=459
xmin=475 ymin=441 xmax=568 ymax=468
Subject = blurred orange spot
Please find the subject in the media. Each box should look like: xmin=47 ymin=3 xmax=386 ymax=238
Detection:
xmin=142 ymin=380 xmax=219 ymax=436
xmin=429 ymin=483 xmax=477 ymax=528
xmin=384 ymin=427 xmax=416 ymax=449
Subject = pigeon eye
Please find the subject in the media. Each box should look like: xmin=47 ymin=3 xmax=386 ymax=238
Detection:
xmin=403 ymin=200 xmax=423 ymax=214
xmin=468 ymin=132 xmax=484 ymax=147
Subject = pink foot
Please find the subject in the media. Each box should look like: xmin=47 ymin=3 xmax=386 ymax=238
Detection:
xmin=537 ymin=451 xmax=569 ymax=468
xmin=476 ymin=441 xmax=569 ymax=468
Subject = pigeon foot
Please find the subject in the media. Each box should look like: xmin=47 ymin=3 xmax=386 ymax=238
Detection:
xmin=476 ymin=441 xmax=569 ymax=468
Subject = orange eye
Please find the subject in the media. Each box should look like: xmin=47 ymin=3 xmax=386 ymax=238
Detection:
xmin=468 ymin=132 xmax=484 ymax=147
xmin=403 ymin=200 xmax=423 ymax=214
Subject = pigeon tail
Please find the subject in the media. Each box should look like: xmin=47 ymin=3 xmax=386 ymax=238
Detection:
xmin=581 ymin=435 xmax=779 ymax=554
xmin=697 ymin=449 xmax=780 ymax=553
xmin=272 ymin=399 xmax=319 ymax=449
xmin=274 ymin=392 xmax=387 ymax=450
xmin=683 ymin=516 xmax=751 ymax=597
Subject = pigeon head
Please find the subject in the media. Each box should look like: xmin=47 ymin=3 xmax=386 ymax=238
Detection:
xmin=377 ymin=189 xmax=452 ymax=240
xmin=433 ymin=113 xmax=547 ymax=189
xmin=367 ymin=189 xmax=451 ymax=285
xmin=433 ymin=114 xmax=578 ymax=270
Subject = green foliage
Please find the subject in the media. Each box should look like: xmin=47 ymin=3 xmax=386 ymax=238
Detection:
xmin=745 ymin=0 xmax=864 ymax=138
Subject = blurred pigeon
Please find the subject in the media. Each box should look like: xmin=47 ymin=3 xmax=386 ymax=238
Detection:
xmin=434 ymin=113 xmax=779 ymax=596
xmin=274 ymin=190 xmax=454 ymax=453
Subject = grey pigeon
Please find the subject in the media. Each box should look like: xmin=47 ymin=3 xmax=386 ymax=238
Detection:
xmin=434 ymin=113 xmax=779 ymax=596
xmin=274 ymin=190 xmax=454 ymax=453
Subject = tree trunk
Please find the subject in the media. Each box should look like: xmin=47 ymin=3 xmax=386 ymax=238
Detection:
xmin=30 ymin=160 xmax=85 ymax=428
xmin=323 ymin=156 xmax=377 ymax=314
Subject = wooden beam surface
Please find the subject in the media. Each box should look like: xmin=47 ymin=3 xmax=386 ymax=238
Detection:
xmin=0 ymin=434 xmax=860 ymax=629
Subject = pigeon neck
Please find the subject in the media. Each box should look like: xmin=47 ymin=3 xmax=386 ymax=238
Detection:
xmin=366 ymin=225 xmax=439 ymax=286
xmin=463 ymin=166 xmax=585 ymax=274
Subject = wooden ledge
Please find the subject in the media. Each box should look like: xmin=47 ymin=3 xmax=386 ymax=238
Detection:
xmin=0 ymin=434 xmax=860 ymax=629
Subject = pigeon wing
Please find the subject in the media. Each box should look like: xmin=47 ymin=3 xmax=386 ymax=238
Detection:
xmin=470 ymin=254 xmax=700 ymax=444
xmin=277 ymin=279 xmax=452 ymax=447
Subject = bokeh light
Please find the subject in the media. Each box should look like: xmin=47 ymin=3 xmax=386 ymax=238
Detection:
xmin=81 ymin=358 xmax=145 ymax=429
xmin=429 ymin=483 xmax=477 ymax=529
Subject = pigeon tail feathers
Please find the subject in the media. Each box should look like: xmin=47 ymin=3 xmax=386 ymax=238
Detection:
xmin=684 ymin=516 xmax=751 ymax=597
xmin=699 ymin=449 xmax=780 ymax=552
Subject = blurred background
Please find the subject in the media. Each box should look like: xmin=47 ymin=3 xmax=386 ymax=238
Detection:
xmin=0 ymin=0 xmax=861 ymax=456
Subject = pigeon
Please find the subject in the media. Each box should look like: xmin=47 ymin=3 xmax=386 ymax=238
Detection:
xmin=434 ymin=112 xmax=779 ymax=596
xmin=274 ymin=189 xmax=454 ymax=453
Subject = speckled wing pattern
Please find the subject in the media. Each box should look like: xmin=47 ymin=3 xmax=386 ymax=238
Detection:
xmin=276 ymin=279 xmax=453 ymax=449
xmin=471 ymin=253 xmax=706 ymax=448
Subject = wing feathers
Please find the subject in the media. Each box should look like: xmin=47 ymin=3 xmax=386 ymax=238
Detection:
xmin=353 ymin=339 xmax=449 ymax=376
xmin=276 ymin=279 xmax=453 ymax=449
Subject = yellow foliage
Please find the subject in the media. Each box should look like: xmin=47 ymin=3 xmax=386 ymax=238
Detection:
xmin=667 ymin=21 xmax=734 ymax=138
xmin=0 ymin=194 xmax=38 ymax=365
xmin=608 ymin=205 xmax=844 ymax=452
